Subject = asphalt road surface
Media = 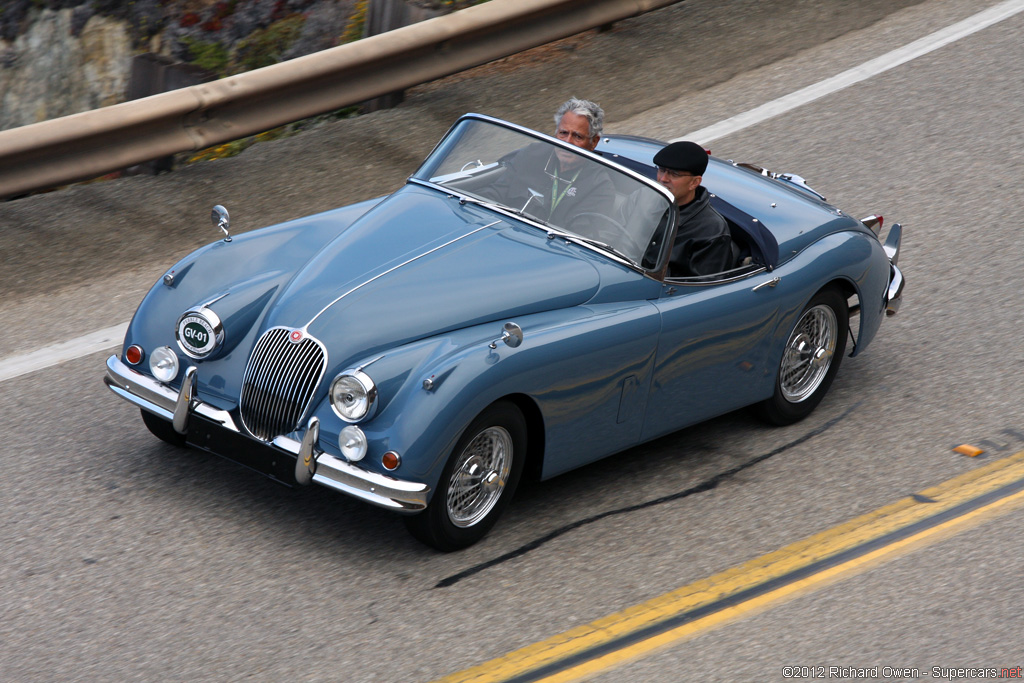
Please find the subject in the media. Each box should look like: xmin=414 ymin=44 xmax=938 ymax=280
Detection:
xmin=4 ymin=0 xmax=1024 ymax=681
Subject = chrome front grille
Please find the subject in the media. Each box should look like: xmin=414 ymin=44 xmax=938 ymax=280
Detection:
xmin=239 ymin=328 xmax=327 ymax=441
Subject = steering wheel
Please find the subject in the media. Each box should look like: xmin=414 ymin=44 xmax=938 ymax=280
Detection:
xmin=569 ymin=212 xmax=644 ymax=258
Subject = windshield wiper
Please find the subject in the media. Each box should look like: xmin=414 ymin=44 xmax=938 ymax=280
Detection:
xmin=448 ymin=192 xmax=520 ymax=216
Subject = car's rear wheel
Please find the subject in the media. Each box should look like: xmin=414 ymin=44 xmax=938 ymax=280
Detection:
xmin=756 ymin=287 xmax=848 ymax=425
xmin=404 ymin=401 xmax=526 ymax=551
xmin=140 ymin=409 xmax=187 ymax=447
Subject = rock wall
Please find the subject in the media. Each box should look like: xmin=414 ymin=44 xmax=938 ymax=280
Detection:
xmin=0 ymin=1 xmax=477 ymax=133
xmin=1 ymin=9 xmax=132 ymax=130
xmin=0 ymin=1 xmax=364 ymax=132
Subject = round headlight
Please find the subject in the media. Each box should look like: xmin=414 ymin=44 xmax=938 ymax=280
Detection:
xmin=150 ymin=346 xmax=180 ymax=383
xmin=330 ymin=371 xmax=377 ymax=423
xmin=339 ymin=425 xmax=368 ymax=462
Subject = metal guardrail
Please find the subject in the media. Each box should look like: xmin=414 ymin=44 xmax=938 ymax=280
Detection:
xmin=0 ymin=0 xmax=679 ymax=200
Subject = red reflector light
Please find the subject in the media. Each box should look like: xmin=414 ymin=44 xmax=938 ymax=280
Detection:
xmin=382 ymin=451 xmax=401 ymax=471
xmin=125 ymin=345 xmax=144 ymax=365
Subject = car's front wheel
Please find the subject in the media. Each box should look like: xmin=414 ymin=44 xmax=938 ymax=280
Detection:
xmin=140 ymin=409 xmax=187 ymax=447
xmin=755 ymin=287 xmax=848 ymax=425
xmin=404 ymin=401 xmax=526 ymax=551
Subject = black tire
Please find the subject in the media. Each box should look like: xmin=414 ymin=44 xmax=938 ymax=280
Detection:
xmin=404 ymin=401 xmax=526 ymax=551
xmin=141 ymin=409 xmax=187 ymax=447
xmin=755 ymin=287 xmax=848 ymax=426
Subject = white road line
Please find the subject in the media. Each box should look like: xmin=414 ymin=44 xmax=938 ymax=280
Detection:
xmin=2 ymin=0 xmax=1023 ymax=386
xmin=0 ymin=323 xmax=128 ymax=383
xmin=677 ymin=0 xmax=1024 ymax=144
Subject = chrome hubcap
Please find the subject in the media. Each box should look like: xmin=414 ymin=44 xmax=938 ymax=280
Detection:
xmin=447 ymin=426 xmax=513 ymax=527
xmin=780 ymin=304 xmax=837 ymax=403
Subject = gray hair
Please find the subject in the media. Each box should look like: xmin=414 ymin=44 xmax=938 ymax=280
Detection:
xmin=554 ymin=98 xmax=604 ymax=139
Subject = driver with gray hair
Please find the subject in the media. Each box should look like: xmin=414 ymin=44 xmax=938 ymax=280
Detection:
xmin=553 ymin=97 xmax=604 ymax=150
xmin=490 ymin=98 xmax=616 ymax=227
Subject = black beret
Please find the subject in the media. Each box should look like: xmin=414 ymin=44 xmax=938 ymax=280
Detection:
xmin=653 ymin=141 xmax=708 ymax=175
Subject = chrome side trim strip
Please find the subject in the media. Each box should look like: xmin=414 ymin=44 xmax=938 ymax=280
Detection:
xmin=306 ymin=220 xmax=500 ymax=328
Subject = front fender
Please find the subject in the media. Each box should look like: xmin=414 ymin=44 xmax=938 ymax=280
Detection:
xmin=316 ymin=300 xmax=662 ymax=494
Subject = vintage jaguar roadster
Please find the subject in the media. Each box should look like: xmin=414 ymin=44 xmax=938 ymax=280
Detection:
xmin=104 ymin=113 xmax=904 ymax=550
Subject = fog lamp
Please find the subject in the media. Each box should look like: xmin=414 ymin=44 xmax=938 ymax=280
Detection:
xmin=339 ymin=425 xmax=367 ymax=462
xmin=149 ymin=346 xmax=180 ymax=383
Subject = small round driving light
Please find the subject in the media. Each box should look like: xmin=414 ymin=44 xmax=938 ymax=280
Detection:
xmin=125 ymin=345 xmax=144 ymax=365
xmin=149 ymin=346 xmax=180 ymax=383
xmin=339 ymin=425 xmax=367 ymax=462
xmin=381 ymin=451 xmax=401 ymax=471
xmin=330 ymin=371 xmax=378 ymax=423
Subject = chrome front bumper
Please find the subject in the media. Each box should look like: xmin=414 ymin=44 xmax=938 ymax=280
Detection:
xmin=104 ymin=355 xmax=429 ymax=512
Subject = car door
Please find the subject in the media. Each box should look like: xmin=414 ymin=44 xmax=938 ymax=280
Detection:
xmin=641 ymin=269 xmax=784 ymax=441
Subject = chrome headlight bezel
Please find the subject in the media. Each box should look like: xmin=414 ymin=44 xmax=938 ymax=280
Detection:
xmin=176 ymin=306 xmax=224 ymax=359
xmin=329 ymin=370 xmax=378 ymax=423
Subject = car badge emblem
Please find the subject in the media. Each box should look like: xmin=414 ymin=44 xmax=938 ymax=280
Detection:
xmin=289 ymin=329 xmax=304 ymax=343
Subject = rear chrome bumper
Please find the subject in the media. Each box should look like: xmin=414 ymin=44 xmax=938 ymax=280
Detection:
xmin=104 ymin=355 xmax=429 ymax=512
xmin=886 ymin=263 xmax=904 ymax=316
xmin=883 ymin=222 xmax=904 ymax=316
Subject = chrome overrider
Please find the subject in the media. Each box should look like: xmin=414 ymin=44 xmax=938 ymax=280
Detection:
xmin=883 ymin=222 xmax=904 ymax=317
xmin=104 ymin=355 xmax=430 ymax=511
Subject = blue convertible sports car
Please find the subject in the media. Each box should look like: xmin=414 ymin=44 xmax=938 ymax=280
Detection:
xmin=105 ymin=114 xmax=904 ymax=550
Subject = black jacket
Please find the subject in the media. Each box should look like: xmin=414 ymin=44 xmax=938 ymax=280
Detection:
xmin=492 ymin=143 xmax=616 ymax=228
xmin=669 ymin=186 xmax=736 ymax=277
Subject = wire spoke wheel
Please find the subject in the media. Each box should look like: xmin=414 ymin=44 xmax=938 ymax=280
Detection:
xmin=446 ymin=426 xmax=513 ymax=528
xmin=754 ymin=287 xmax=848 ymax=426
xmin=780 ymin=304 xmax=837 ymax=403
xmin=404 ymin=401 xmax=526 ymax=551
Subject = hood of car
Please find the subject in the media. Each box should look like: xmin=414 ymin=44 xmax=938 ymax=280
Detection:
xmin=258 ymin=184 xmax=601 ymax=366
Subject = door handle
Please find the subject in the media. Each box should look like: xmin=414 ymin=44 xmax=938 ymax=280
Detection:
xmin=753 ymin=276 xmax=780 ymax=292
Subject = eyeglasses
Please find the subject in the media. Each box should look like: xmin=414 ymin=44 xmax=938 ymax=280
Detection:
xmin=656 ymin=166 xmax=695 ymax=179
xmin=556 ymin=129 xmax=592 ymax=144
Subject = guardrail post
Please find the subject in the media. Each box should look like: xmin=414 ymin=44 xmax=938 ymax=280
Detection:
xmin=361 ymin=0 xmax=443 ymax=113
xmin=126 ymin=54 xmax=213 ymax=174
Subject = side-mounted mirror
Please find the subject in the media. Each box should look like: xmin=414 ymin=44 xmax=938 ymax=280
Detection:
xmin=211 ymin=205 xmax=231 ymax=242
xmin=489 ymin=322 xmax=524 ymax=349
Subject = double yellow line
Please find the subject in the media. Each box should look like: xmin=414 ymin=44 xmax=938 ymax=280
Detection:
xmin=435 ymin=450 xmax=1024 ymax=683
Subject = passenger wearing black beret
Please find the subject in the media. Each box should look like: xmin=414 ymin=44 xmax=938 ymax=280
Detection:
xmin=654 ymin=141 xmax=737 ymax=277
xmin=653 ymin=141 xmax=709 ymax=176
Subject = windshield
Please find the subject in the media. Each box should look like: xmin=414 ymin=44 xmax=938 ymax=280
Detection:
xmin=413 ymin=117 xmax=673 ymax=268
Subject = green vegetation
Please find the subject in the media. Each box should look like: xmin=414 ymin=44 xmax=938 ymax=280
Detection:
xmin=231 ymin=14 xmax=306 ymax=73
xmin=181 ymin=36 xmax=230 ymax=74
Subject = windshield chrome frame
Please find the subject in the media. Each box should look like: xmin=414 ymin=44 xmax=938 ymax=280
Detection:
xmin=411 ymin=113 xmax=678 ymax=275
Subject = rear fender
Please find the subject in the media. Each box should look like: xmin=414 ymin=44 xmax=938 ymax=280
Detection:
xmin=771 ymin=230 xmax=890 ymax=362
